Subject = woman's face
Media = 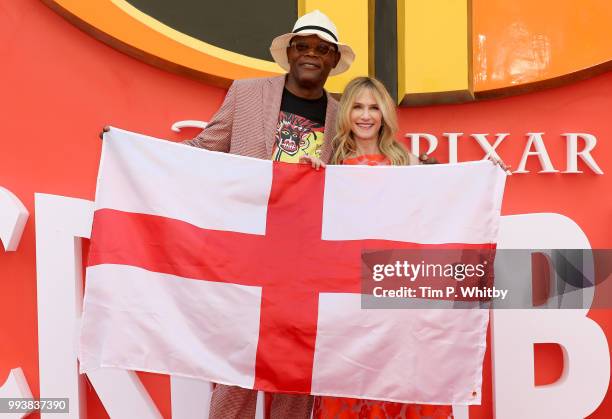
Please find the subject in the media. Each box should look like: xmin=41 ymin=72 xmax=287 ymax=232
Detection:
xmin=349 ymin=89 xmax=383 ymax=143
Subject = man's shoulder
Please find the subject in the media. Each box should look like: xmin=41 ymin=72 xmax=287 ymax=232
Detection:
xmin=325 ymin=91 xmax=339 ymax=114
xmin=232 ymin=75 xmax=285 ymax=90
xmin=326 ymin=92 xmax=339 ymax=106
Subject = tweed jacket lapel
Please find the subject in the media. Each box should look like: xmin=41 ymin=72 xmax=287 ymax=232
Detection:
xmin=320 ymin=92 xmax=338 ymax=163
xmin=263 ymin=75 xmax=286 ymax=158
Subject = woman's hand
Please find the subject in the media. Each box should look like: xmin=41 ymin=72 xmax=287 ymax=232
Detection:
xmin=419 ymin=153 xmax=438 ymax=164
xmin=299 ymin=155 xmax=326 ymax=170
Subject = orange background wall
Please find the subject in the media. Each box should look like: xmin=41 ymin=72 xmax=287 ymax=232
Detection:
xmin=473 ymin=0 xmax=612 ymax=93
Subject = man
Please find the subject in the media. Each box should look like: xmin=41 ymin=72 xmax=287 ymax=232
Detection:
xmin=184 ymin=10 xmax=355 ymax=419
xmin=184 ymin=10 xmax=354 ymax=166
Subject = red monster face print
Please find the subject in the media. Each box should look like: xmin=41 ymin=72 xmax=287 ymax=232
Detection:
xmin=275 ymin=112 xmax=317 ymax=156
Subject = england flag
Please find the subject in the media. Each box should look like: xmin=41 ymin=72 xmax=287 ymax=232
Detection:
xmin=79 ymin=127 xmax=506 ymax=405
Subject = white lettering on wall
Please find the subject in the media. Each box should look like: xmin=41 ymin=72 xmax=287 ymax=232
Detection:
xmin=171 ymin=120 xmax=208 ymax=132
xmin=406 ymin=133 xmax=438 ymax=157
xmin=471 ymin=133 xmax=509 ymax=161
xmin=443 ymin=133 xmax=463 ymax=163
xmin=0 ymin=369 xmax=34 ymax=419
xmin=563 ymin=133 xmax=604 ymax=174
xmin=493 ymin=214 xmax=610 ymax=418
xmin=514 ymin=133 xmax=558 ymax=173
xmin=403 ymin=132 xmax=603 ymax=174
xmin=0 ymin=186 xmax=33 ymax=418
xmin=0 ymin=186 xmax=29 ymax=251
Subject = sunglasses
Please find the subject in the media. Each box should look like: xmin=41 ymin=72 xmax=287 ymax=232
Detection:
xmin=289 ymin=41 xmax=338 ymax=57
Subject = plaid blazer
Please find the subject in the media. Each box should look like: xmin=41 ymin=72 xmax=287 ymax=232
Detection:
xmin=184 ymin=75 xmax=339 ymax=162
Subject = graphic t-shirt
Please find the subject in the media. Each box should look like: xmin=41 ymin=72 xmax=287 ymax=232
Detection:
xmin=271 ymin=88 xmax=327 ymax=163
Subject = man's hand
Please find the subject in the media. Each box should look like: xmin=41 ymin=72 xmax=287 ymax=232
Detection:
xmin=99 ymin=125 xmax=110 ymax=140
xmin=419 ymin=153 xmax=439 ymax=164
xmin=299 ymin=155 xmax=326 ymax=170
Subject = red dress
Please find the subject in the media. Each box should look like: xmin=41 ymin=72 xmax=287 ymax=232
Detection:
xmin=312 ymin=154 xmax=454 ymax=419
xmin=341 ymin=154 xmax=390 ymax=166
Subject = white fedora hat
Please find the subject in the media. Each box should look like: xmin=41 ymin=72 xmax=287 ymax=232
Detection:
xmin=269 ymin=10 xmax=355 ymax=76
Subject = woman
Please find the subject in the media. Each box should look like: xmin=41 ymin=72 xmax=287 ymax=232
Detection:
xmin=331 ymin=76 xmax=417 ymax=167
xmin=301 ymin=76 xmax=454 ymax=419
xmin=301 ymin=76 xmax=418 ymax=169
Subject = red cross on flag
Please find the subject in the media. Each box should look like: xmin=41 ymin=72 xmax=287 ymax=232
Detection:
xmin=79 ymin=128 xmax=506 ymax=405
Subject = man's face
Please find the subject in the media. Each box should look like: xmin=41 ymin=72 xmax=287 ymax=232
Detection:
xmin=286 ymin=35 xmax=340 ymax=87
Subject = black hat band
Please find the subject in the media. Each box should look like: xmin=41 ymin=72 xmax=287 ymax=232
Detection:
xmin=293 ymin=25 xmax=338 ymax=42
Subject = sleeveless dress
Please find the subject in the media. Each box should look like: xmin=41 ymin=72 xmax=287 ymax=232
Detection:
xmin=312 ymin=153 xmax=454 ymax=419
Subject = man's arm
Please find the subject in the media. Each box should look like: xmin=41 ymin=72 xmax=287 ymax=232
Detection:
xmin=183 ymin=82 xmax=237 ymax=151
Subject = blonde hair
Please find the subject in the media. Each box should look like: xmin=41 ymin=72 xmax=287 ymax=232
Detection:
xmin=331 ymin=77 xmax=411 ymax=166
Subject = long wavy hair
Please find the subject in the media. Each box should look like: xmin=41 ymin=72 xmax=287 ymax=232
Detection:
xmin=331 ymin=77 xmax=410 ymax=165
